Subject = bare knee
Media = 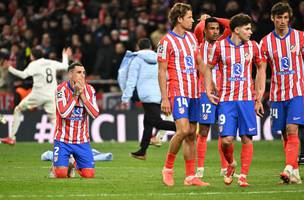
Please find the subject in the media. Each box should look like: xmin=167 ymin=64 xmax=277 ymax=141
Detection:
xmin=54 ymin=167 xmax=68 ymax=178
xmin=198 ymin=124 xmax=210 ymax=136
xmin=241 ymin=135 xmax=252 ymax=144
xmin=286 ymin=124 xmax=298 ymax=135
xmin=221 ymin=137 xmax=234 ymax=147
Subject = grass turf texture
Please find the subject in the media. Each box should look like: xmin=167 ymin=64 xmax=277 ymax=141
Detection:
xmin=0 ymin=141 xmax=303 ymax=200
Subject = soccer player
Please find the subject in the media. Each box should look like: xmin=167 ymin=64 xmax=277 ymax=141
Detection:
xmin=52 ymin=62 xmax=99 ymax=178
xmin=205 ymin=13 xmax=266 ymax=187
xmin=0 ymin=48 xmax=72 ymax=145
xmin=157 ymin=3 xmax=209 ymax=187
xmin=259 ymin=2 xmax=304 ymax=184
xmin=194 ymin=14 xmax=231 ymax=178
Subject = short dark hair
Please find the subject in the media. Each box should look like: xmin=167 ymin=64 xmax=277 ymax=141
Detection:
xmin=230 ymin=13 xmax=252 ymax=31
xmin=31 ymin=48 xmax=43 ymax=59
xmin=271 ymin=2 xmax=293 ymax=18
xmin=205 ymin=17 xmax=219 ymax=28
xmin=137 ymin=38 xmax=151 ymax=50
xmin=168 ymin=3 xmax=192 ymax=27
xmin=68 ymin=62 xmax=83 ymax=71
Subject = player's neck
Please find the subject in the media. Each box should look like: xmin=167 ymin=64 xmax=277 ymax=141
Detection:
xmin=274 ymin=27 xmax=289 ymax=38
xmin=206 ymin=38 xmax=216 ymax=44
xmin=172 ymin=26 xmax=186 ymax=37
xmin=230 ymin=34 xmax=243 ymax=46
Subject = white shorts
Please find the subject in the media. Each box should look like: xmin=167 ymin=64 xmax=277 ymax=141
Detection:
xmin=17 ymin=91 xmax=55 ymax=116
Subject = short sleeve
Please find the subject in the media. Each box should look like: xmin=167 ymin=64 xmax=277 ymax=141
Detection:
xmin=259 ymin=38 xmax=268 ymax=61
xmin=157 ymin=38 xmax=171 ymax=63
xmin=208 ymin=42 xmax=221 ymax=67
xmin=252 ymin=41 xmax=265 ymax=64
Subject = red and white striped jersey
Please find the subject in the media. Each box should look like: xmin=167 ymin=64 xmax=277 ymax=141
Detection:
xmin=199 ymin=40 xmax=221 ymax=93
xmin=260 ymin=28 xmax=304 ymax=101
xmin=54 ymin=81 xmax=99 ymax=144
xmin=157 ymin=31 xmax=199 ymax=98
xmin=208 ymin=37 xmax=264 ymax=102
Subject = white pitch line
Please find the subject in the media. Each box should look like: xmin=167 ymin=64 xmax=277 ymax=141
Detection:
xmin=0 ymin=189 xmax=304 ymax=198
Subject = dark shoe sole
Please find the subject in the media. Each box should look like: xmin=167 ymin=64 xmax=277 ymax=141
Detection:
xmin=130 ymin=153 xmax=146 ymax=160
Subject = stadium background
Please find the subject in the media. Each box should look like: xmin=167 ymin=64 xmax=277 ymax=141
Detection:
xmin=0 ymin=0 xmax=303 ymax=142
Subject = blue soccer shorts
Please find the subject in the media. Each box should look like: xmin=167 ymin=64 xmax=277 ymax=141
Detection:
xmin=171 ymin=96 xmax=198 ymax=122
xmin=198 ymin=93 xmax=217 ymax=124
xmin=270 ymin=96 xmax=304 ymax=134
xmin=53 ymin=140 xmax=94 ymax=169
xmin=217 ymin=101 xmax=257 ymax=137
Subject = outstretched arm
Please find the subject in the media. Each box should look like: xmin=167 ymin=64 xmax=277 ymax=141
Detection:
xmin=8 ymin=66 xmax=30 ymax=79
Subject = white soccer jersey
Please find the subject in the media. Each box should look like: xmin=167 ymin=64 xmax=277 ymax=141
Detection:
xmin=8 ymin=55 xmax=68 ymax=96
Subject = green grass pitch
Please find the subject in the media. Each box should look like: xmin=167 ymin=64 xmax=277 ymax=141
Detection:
xmin=0 ymin=141 xmax=303 ymax=200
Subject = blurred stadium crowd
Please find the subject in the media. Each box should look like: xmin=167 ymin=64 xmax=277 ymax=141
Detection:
xmin=0 ymin=0 xmax=303 ymax=109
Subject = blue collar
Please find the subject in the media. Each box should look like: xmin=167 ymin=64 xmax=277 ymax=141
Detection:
xmin=67 ymin=81 xmax=74 ymax=92
xmin=273 ymin=27 xmax=292 ymax=40
xmin=169 ymin=30 xmax=186 ymax=39
xmin=226 ymin=36 xmax=244 ymax=48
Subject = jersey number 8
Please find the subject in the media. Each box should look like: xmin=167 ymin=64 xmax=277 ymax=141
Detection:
xmin=46 ymin=68 xmax=53 ymax=83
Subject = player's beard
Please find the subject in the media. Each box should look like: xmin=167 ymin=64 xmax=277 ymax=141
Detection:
xmin=182 ymin=23 xmax=193 ymax=31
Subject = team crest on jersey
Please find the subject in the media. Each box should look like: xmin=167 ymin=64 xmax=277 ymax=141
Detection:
xmin=179 ymin=107 xmax=185 ymax=114
xmin=244 ymin=53 xmax=251 ymax=61
xmin=290 ymin=44 xmax=296 ymax=53
xmin=218 ymin=126 xmax=223 ymax=133
xmin=202 ymin=114 xmax=208 ymax=120
xmin=54 ymin=155 xmax=58 ymax=162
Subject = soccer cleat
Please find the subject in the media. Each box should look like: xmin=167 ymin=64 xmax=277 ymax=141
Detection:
xmin=224 ymin=162 xmax=236 ymax=185
xmin=130 ymin=150 xmax=146 ymax=160
xmin=0 ymin=137 xmax=16 ymax=145
xmin=290 ymin=174 xmax=302 ymax=184
xmin=220 ymin=168 xmax=227 ymax=176
xmin=280 ymin=171 xmax=291 ymax=184
xmin=150 ymin=136 xmax=162 ymax=147
xmin=162 ymin=168 xmax=174 ymax=186
xmin=184 ymin=176 xmax=210 ymax=186
xmin=195 ymin=167 xmax=204 ymax=178
xmin=290 ymin=169 xmax=302 ymax=184
xmin=238 ymin=175 xmax=249 ymax=187
xmin=280 ymin=165 xmax=292 ymax=184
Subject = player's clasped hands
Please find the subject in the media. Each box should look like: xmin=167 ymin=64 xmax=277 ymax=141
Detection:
xmin=74 ymin=78 xmax=85 ymax=96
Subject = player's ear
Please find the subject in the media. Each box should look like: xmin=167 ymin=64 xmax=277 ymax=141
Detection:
xmin=235 ymin=27 xmax=240 ymax=35
xmin=270 ymin=15 xmax=274 ymax=22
